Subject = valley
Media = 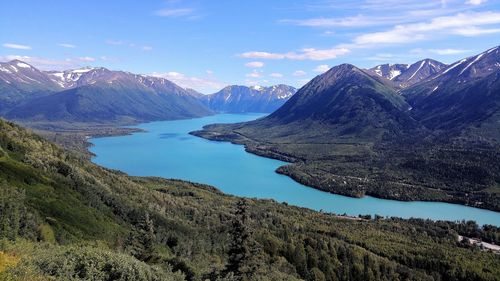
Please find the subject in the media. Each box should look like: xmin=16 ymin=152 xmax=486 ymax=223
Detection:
xmin=1 ymin=117 xmax=500 ymax=281
xmin=90 ymin=113 xmax=500 ymax=225
xmin=2 ymin=1 xmax=500 ymax=280
xmin=193 ymin=47 xmax=500 ymax=212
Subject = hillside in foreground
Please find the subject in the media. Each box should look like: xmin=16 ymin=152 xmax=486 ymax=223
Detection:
xmin=0 ymin=119 xmax=499 ymax=280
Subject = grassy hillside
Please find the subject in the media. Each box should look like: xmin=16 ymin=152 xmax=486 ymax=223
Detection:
xmin=0 ymin=119 xmax=499 ymax=280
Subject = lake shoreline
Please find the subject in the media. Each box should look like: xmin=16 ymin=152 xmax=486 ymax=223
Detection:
xmin=190 ymin=127 xmax=500 ymax=214
xmin=90 ymin=114 xmax=500 ymax=226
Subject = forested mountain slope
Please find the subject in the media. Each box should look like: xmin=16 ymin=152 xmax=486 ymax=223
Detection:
xmin=192 ymin=47 xmax=500 ymax=212
xmin=1 ymin=119 xmax=499 ymax=280
xmin=0 ymin=60 xmax=213 ymax=125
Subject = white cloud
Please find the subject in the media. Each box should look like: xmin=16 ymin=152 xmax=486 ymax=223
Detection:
xmin=239 ymin=47 xmax=350 ymax=61
xmin=154 ymin=8 xmax=193 ymax=17
xmin=466 ymin=0 xmax=486 ymax=5
xmin=269 ymin=72 xmax=283 ymax=78
xmin=293 ymin=70 xmax=307 ymax=76
xmin=246 ymin=70 xmax=262 ymax=78
xmin=244 ymin=61 xmax=264 ymax=68
xmin=3 ymin=43 xmax=31 ymax=50
xmin=58 ymin=43 xmax=76 ymax=48
xmin=206 ymin=70 xmax=214 ymax=74
xmin=428 ymin=48 xmax=470 ymax=55
xmin=78 ymin=56 xmax=96 ymax=62
xmin=360 ymin=0 xmax=445 ymax=11
xmin=244 ymin=79 xmax=261 ymax=86
xmin=280 ymin=2 xmax=468 ymax=29
xmin=281 ymin=15 xmax=394 ymax=28
xmin=0 ymin=55 xmax=80 ymax=70
xmin=352 ymin=12 xmax=500 ymax=46
xmin=142 ymin=46 xmax=153 ymax=51
xmin=314 ymin=64 xmax=330 ymax=73
xmin=239 ymin=51 xmax=285 ymax=59
xmin=453 ymin=26 xmax=500 ymax=36
xmin=150 ymin=71 xmax=224 ymax=94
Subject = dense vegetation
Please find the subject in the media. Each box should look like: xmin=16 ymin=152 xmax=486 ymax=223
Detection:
xmin=191 ymin=54 xmax=500 ymax=212
xmin=191 ymin=118 xmax=500 ymax=212
xmin=0 ymin=119 xmax=499 ymax=280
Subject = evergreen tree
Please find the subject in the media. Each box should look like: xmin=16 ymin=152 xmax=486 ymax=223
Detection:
xmin=293 ymin=243 xmax=308 ymax=277
xmin=125 ymin=212 xmax=156 ymax=261
xmin=0 ymin=181 xmax=24 ymax=241
xmin=223 ymin=199 xmax=257 ymax=281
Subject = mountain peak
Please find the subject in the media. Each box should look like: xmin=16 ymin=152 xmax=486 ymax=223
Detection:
xmin=436 ymin=46 xmax=499 ymax=80
xmin=369 ymin=63 xmax=409 ymax=81
xmin=250 ymin=85 xmax=264 ymax=91
xmin=201 ymin=84 xmax=296 ymax=113
xmin=326 ymin=63 xmax=357 ymax=73
xmin=8 ymin=59 xmax=35 ymax=70
xmin=318 ymin=63 xmax=363 ymax=80
xmin=268 ymin=61 xmax=413 ymax=135
xmin=368 ymin=59 xmax=446 ymax=87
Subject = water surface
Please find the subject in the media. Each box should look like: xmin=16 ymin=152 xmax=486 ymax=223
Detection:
xmin=90 ymin=114 xmax=500 ymax=226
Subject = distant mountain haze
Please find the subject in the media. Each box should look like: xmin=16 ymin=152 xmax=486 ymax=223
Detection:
xmin=200 ymin=84 xmax=297 ymax=113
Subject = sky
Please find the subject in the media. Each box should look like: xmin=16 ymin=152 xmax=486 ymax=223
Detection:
xmin=1 ymin=0 xmax=499 ymax=93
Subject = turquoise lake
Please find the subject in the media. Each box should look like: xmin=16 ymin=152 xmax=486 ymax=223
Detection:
xmin=90 ymin=113 xmax=500 ymax=226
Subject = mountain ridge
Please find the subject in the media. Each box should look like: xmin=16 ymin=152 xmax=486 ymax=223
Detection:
xmin=201 ymin=84 xmax=296 ymax=113
xmin=192 ymin=46 xmax=500 ymax=212
xmin=0 ymin=60 xmax=214 ymax=125
xmin=368 ymin=59 xmax=447 ymax=88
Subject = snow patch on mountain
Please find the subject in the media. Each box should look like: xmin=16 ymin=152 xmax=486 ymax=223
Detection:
xmin=408 ymin=61 xmax=425 ymax=81
xmin=389 ymin=70 xmax=401 ymax=80
xmin=0 ymin=66 xmax=11 ymax=73
xmin=442 ymin=59 xmax=467 ymax=75
xmin=459 ymin=53 xmax=484 ymax=76
xmin=16 ymin=62 xmax=31 ymax=68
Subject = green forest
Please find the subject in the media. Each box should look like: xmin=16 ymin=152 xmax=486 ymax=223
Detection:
xmin=0 ymin=118 xmax=499 ymax=280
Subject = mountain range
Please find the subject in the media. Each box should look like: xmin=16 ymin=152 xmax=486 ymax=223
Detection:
xmin=368 ymin=59 xmax=447 ymax=88
xmin=200 ymin=84 xmax=296 ymax=113
xmin=0 ymin=60 xmax=213 ymax=124
xmin=193 ymin=45 xmax=500 ymax=211
xmin=0 ymin=61 xmax=297 ymax=126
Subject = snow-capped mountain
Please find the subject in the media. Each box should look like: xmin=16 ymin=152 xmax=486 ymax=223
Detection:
xmin=0 ymin=60 xmax=63 ymax=112
xmin=369 ymin=59 xmax=446 ymax=88
xmin=0 ymin=60 xmax=61 ymax=91
xmin=395 ymin=59 xmax=447 ymax=87
xmin=368 ymin=64 xmax=409 ymax=81
xmin=0 ymin=60 xmax=213 ymax=122
xmin=46 ymin=67 xmax=102 ymax=88
xmin=433 ymin=46 xmax=500 ymax=81
xmin=402 ymin=46 xmax=500 ymax=132
xmin=201 ymin=84 xmax=296 ymax=113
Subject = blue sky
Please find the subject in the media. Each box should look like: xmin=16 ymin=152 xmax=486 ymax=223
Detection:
xmin=1 ymin=0 xmax=499 ymax=93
